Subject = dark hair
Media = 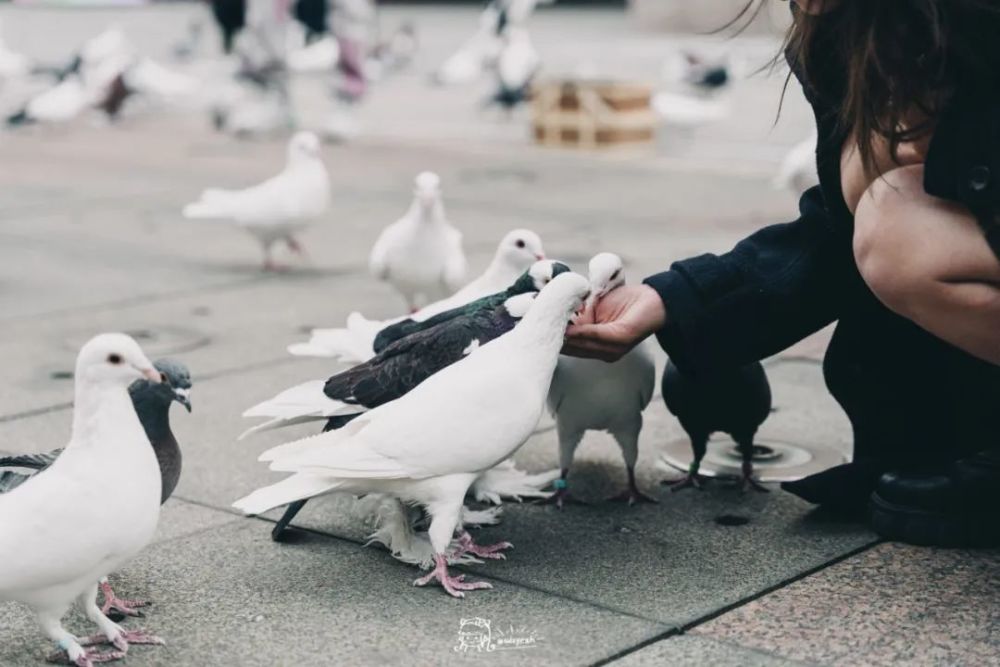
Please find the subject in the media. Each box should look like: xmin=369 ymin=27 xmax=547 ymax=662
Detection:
xmin=737 ymin=1 xmax=1000 ymax=175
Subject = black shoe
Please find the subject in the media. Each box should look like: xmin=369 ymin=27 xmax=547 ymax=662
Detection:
xmin=870 ymin=450 xmax=1000 ymax=548
xmin=781 ymin=460 xmax=884 ymax=515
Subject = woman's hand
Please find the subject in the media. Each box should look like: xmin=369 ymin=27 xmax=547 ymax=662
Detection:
xmin=563 ymin=284 xmax=667 ymax=362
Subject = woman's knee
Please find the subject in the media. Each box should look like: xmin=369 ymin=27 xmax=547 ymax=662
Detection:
xmin=852 ymin=165 xmax=928 ymax=311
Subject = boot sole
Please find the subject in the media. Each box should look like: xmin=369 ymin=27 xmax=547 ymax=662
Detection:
xmin=870 ymin=493 xmax=1000 ymax=548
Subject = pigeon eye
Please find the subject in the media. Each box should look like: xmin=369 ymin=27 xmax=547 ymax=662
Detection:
xmin=515 ymin=239 xmax=526 ymax=249
xmin=107 ymin=354 xmax=123 ymax=365
xmin=610 ymin=270 xmax=621 ymax=281
xmin=159 ymin=372 xmax=169 ymax=384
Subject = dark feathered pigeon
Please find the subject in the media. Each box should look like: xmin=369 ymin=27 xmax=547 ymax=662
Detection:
xmin=0 ymin=358 xmax=192 ymax=616
xmin=662 ymin=359 xmax=771 ymax=493
xmin=242 ymin=261 xmax=571 ymax=540
xmin=373 ymin=261 xmax=568 ymax=353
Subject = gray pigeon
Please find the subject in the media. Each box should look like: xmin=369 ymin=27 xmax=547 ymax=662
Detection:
xmin=0 ymin=358 xmax=192 ymax=618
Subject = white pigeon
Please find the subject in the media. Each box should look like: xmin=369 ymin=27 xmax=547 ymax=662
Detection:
xmin=181 ymin=131 xmax=330 ymax=270
xmin=433 ymin=3 xmax=503 ymax=86
xmin=369 ymin=171 xmax=467 ymax=312
xmin=234 ymin=271 xmax=591 ymax=597
xmin=774 ymin=129 xmax=819 ymax=193
xmin=288 ymin=228 xmax=545 ymax=362
xmin=492 ymin=26 xmax=540 ymax=112
xmin=0 ymin=333 xmax=165 ymax=667
xmin=543 ymin=253 xmax=657 ymax=508
xmin=652 ymin=90 xmax=730 ymax=126
xmin=8 ymin=75 xmax=89 ymax=125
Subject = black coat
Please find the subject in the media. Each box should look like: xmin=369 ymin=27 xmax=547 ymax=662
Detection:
xmin=644 ymin=14 xmax=1000 ymax=465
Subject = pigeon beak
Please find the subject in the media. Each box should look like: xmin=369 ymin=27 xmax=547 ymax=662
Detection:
xmin=140 ymin=367 xmax=162 ymax=383
xmin=173 ymin=387 xmax=193 ymax=413
xmin=534 ymin=253 xmax=545 ymax=261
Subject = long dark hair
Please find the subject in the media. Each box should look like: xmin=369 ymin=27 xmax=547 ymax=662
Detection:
xmin=736 ymin=1 xmax=1000 ymax=174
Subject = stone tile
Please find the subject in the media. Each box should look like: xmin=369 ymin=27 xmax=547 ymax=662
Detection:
xmin=694 ymin=543 xmax=1000 ymax=667
xmin=0 ymin=520 xmax=665 ymax=667
xmin=612 ymin=635 xmax=806 ymax=667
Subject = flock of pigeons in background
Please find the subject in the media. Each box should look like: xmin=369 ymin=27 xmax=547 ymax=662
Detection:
xmin=1 ymin=129 xmax=780 ymax=665
xmin=0 ymin=0 xmax=819 ymax=189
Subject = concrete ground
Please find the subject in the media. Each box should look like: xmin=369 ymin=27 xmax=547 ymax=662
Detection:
xmin=0 ymin=3 xmax=997 ymax=666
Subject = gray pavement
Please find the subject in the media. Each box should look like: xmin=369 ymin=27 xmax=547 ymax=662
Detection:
xmin=0 ymin=4 xmax=997 ymax=666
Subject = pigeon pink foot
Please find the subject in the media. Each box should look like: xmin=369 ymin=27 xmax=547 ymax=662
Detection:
xmin=79 ymin=629 xmax=165 ymax=653
xmin=99 ymin=581 xmax=150 ymax=618
xmin=453 ymin=531 xmax=513 ymax=560
xmin=46 ymin=646 xmax=125 ymax=666
xmin=413 ymin=554 xmax=493 ymax=598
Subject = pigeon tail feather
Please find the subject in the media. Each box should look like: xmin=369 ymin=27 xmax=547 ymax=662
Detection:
xmin=232 ymin=474 xmax=342 ymax=515
xmin=472 ymin=460 xmax=560 ymax=504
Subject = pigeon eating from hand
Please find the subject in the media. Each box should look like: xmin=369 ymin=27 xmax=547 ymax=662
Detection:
xmin=245 ymin=260 xmax=570 ymax=438
xmin=0 ymin=359 xmax=192 ymax=620
xmin=369 ymin=171 xmax=467 ymax=312
xmin=0 ymin=334 xmax=167 ymax=667
xmin=543 ymin=253 xmax=657 ymax=508
xmin=234 ymin=272 xmax=591 ymax=597
xmin=242 ymin=260 xmax=570 ymax=540
xmin=181 ymin=131 xmax=331 ymax=271
xmin=288 ymin=228 xmax=545 ymax=362
xmin=662 ymin=359 xmax=772 ymax=493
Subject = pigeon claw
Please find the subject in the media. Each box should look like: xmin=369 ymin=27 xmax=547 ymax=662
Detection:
xmin=413 ymin=554 xmax=493 ymax=599
xmin=115 ymin=630 xmax=166 ymax=648
xmin=608 ymin=488 xmax=659 ymax=506
xmin=740 ymin=463 xmax=770 ymax=494
xmin=534 ymin=487 xmax=585 ymax=509
xmin=665 ymin=473 xmax=705 ymax=492
xmin=99 ymin=588 xmax=150 ymax=620
xmin=454 ymin=531 xmax=513 ymax=560
xmin=46 ymin=647 xmax=126 ymax=667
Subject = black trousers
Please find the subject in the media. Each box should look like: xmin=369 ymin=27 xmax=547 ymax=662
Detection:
xmin=823 ymin=281 xmax=1000 ymax=468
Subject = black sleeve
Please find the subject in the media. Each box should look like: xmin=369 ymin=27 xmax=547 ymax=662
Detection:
xmin=923 ymin=89 xmax=1000 ymax=260
xmin=643 ymin=186 xmax=851 ymax=374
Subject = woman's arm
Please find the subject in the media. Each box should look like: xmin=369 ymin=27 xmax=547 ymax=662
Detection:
xmin=565 ymin=186 xmax=852 ymax=372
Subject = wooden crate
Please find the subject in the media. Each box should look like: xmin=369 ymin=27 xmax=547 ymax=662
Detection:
xmin=532 ymin=80 xmax=657 ymax=149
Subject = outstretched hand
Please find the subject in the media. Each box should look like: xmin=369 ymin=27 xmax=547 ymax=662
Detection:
xmin=563 ymin=285 xmax=667 ymax=362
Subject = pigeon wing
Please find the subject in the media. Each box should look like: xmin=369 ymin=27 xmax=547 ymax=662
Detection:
xmin=0 ymin=449 xmax=62 ymax=471
xmin=372 ymin=290 xmax=505 ymax=353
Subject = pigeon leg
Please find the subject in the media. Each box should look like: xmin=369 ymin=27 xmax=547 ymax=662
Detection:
xmin=271 ymin=499 xmax=308 ymax=541
xmin=736 ymin=434 xmax=769 ymax=494
xmin=452 ymin=530 xmax=513 ymax=560
xmin=285 ymin=236 xmax=305 ymax=255
xmin=99 ymin=579 xmax=149 ymax=619
xmin=608 ymin=424 xmax=657 ymax=505
xmin=413 ymin=554 xmax=493 ymax=598
xmin=609 ymin=466 xmax=658 ymax=505
xmin=534 ymin=472 xmax=585 ymax=508
xmin=667 ymin=433 xmax=708 ymax=491
xmin=80 ymin=582 xmax=164 ymax=651
xmin=261 ymin=240 xmax=287 ymax=272
xmin=39 ymin=607 xmax=124 ymax=667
